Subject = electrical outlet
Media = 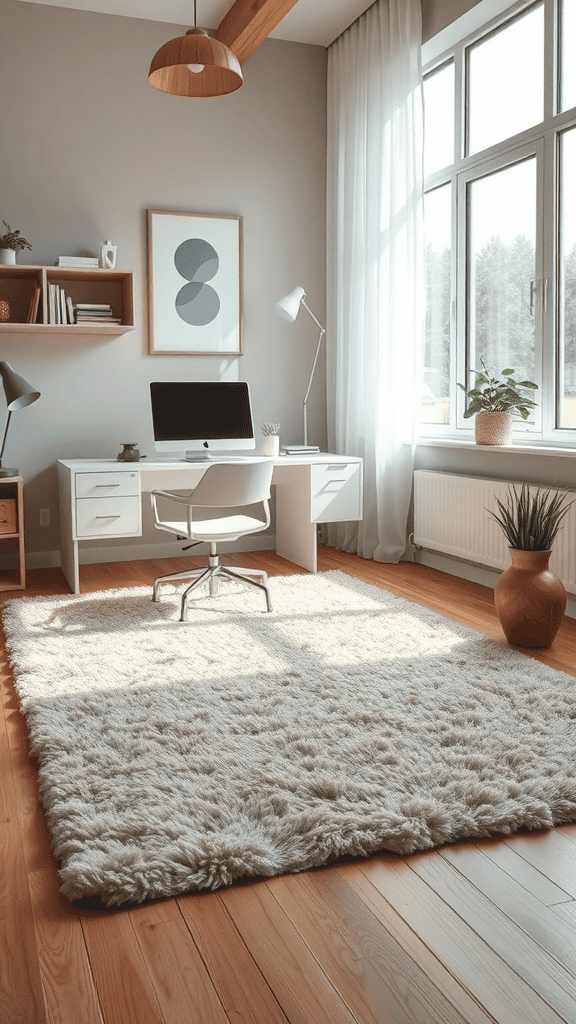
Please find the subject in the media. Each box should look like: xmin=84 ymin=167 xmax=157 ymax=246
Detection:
xmin=39 ymin=508 xmax=50 ymax=526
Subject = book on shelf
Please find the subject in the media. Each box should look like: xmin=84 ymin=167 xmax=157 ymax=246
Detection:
xmin=60 ymin=288 xmax=67 ymax=324
xmin=27 ymin=286 xmax=41 ymax=324
xmin=76 ymin=316 xmax=121 ymax=324
xmin=66 ymin=296 xmax=75 ymax=324
xmin=56 ymin=257 xmax=99 ymax=267
xmin=280 ymin=445 xmax=321 ymax=455
xmin=75 ymin=303 xmax=112 ymax=312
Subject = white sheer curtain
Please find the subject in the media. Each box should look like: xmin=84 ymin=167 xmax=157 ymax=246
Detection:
xmin=326 ymin=0 xmax=424 ymax=562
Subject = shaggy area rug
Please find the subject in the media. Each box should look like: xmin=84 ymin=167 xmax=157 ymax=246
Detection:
xmin=3 ymin=570 xmax=576 ymax=905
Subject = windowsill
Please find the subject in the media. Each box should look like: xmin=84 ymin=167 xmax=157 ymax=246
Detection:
xmin=416 ymin=437 xmax=576 ymax=457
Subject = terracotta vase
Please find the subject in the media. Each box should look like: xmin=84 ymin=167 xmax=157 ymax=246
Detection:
xmin=494 ymin=548 xmax=566 ymax=648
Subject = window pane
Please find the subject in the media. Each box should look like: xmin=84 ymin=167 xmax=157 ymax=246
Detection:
xmin=561 ymin=0 xmax=576 ymax=112
xmin=423 ymin=62 xmax=455 ymax=177
xmin=559 ymin=129 xmax=576 ymax=427
xmin=467 ymin=4 xmax=544 ymax=156
xmin=467 ymin=159 xmax=537 ymax=403
xmin=422 ymin=184 xmax=451 ymax=425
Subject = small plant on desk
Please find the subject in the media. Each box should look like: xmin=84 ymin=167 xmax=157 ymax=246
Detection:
xmin=261 ymin=422 xmax=281 ymax=436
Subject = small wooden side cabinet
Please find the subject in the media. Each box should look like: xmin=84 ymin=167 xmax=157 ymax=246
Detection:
xmin=0 ymin=476 xmax=25 ymax=591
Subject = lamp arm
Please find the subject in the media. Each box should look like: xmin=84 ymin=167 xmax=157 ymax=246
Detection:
xmin=0 ymin=410 xmax=12 ymax=466
xmin=300 ymin=300 xmax=326 ymax=447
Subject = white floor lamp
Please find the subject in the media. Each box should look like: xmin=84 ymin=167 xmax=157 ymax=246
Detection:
xmin=275 ymin=286 xmax=325 ymax=447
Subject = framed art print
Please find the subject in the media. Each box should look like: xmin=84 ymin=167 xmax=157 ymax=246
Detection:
xmin=147 ymin=210 xmax=243 ymax=355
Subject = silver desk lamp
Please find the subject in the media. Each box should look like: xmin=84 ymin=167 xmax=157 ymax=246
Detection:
xmin=274 ymin=286 xmax=326 ymax=447
xmin=0 ymin=362 xmax=41 ymax=477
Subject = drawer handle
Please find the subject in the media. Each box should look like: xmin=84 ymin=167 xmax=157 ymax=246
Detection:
xmin=95 ymin=514 xmax=121 ymax=519
xmin=96 ymin=483 xmax=121 ymax=487
xmin=327 ymin=478 xmax=346 ymax=483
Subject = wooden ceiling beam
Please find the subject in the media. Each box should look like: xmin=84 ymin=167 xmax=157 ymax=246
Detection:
xmin=217 ymin=0 xmax=301 ymax=64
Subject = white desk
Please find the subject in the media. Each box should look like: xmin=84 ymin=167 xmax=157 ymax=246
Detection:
xmin=57 ymin=454 xmax=363 ymax=594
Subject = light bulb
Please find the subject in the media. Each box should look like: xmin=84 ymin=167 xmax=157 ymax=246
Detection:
xmin=188 ymin=63 xmax=204 ymax=73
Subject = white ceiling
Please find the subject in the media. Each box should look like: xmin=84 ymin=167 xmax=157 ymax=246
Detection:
xmin=10 ymin=0 xmax=376 ymax=45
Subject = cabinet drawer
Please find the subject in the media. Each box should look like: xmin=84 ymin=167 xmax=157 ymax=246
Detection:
xmin=311 ymin=463 xmax=362 ymax=523
xmin=75 ymin=471 xmax=139 ymax=499
xmin=76 ymin=496 xmax=141 ymax=537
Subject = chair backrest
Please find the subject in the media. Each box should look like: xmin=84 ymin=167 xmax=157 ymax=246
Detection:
xmin=189 ymin=459 xmax=274 ymax=508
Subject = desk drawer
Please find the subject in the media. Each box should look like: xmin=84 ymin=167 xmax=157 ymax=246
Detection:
xmin=76 ymin=496 xmax=141 ymax=537
xmin=75 ymin=471 xmax=139 ymax=499
xmin=311 ymin=463 xmax=362 ymax=523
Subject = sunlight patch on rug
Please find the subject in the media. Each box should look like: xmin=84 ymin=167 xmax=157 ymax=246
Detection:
xmin=3 ymin=570 xmax=576 ymax=905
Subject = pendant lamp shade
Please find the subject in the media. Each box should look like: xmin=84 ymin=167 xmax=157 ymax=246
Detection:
xmin=149 ymin=28 xmax=243 ymax=97
xmin=275 ymin=286 xmax=306 ymax=322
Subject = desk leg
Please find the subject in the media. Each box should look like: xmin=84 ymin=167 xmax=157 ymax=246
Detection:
xmin=275 ymin=480 xmax=317 ymax=573
xmin=60 ymin=537 xmax=80 ymax=595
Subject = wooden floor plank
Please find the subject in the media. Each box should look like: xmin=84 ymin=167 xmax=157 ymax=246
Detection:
xmin=27 ymin=869 xmax=103 ymax=1024
xmin=439 ymin=842 xmax=576 ymax=979
xmin=471 ymin=836 xmax=574 ymax=907
xmin=502 ymin=830 xmax=576 ymax=897
xmin=128 ymin=900 xmax=230 ymax=1024
xmin=0 ymin=731 xmax=47 ymax=1024
xmin=79 ymin=910 xmax=165 ymax=1024
xmin=335 ymin=862 xmax=496 ymax=1024
xmin=412 ymin=848 xmax=576 ymax=1024
xmin=219 ymin=880 xmax=359 ymax=1024
xmin=358 ymin=853 xmax=566 ymax=1024
xmin=177 ymin=889 xmax=289 ymax=1024
xmin=268 ymin=865 xmax=483 ymax=1024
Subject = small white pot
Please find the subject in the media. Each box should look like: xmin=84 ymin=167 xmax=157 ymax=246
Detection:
xmin=0 ymin=249 xmax=16 ymax=265
xmin=474 ymin=410 xmax=514 ymax=446
xmin=262 ymin=434 xmax=280 ymax=456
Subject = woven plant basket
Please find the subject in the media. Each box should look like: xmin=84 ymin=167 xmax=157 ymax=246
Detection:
xmin=474 ymin=411 xmax=514 ymax=445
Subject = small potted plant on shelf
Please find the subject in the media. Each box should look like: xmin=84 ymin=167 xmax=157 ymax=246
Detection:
xmin=457 ymin=360 xmax=538 ymax=445
xmin=489 ymin=483 xmax=574 ymax=648
xmin=261 ymin=422 xmax=281 ymax=456
xmin=0 ymin=222 xmax=32 ymax=265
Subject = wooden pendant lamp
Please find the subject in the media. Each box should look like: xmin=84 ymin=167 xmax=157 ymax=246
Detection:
xmin=148 ymin=0 xmax=243 ymax=97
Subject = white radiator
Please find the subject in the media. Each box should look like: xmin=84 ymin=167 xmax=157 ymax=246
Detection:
xmin=413 ymin=470 xmax=576 ymax=594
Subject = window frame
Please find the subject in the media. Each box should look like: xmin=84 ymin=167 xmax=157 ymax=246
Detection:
xmin=421 ymin=0 xmax=576 ymax=448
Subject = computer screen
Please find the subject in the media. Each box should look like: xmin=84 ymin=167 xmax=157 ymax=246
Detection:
xmin=150 ymin=381 xmax=255 ymax=457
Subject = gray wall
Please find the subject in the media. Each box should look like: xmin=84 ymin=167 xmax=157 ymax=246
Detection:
xmin=0 ymin=0 xmax=327 ymax=564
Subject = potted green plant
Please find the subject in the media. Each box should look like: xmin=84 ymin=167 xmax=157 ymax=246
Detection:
xmin=261 ymin=422 xmax=281 ymax=456
xmin=457 ymin=361 xmax=538 ymax=445
xmin=0 ymin=222 xmax=32 ymax=265
xmin=489 ymin=483 xmax=574 ymax=648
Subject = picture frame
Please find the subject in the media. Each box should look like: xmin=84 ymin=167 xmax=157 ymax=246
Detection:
xmin=147 ymin=209 xmax=243 ymax=355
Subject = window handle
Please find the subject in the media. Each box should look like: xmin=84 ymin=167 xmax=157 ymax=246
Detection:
xmin=543 ymin=277 xmax=549 ymax=314
xmin=530 ymin=279 xmax=536 ymax=317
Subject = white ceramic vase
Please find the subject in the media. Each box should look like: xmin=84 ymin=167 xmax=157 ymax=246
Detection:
xmin=262 ymin=434 xmax=280 ymax=456
xmin=0 ymin=249 xmax=16 ymax=265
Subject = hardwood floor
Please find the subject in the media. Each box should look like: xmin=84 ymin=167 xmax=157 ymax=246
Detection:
xmin=2 ymin=548 xmax=576 ymax=1024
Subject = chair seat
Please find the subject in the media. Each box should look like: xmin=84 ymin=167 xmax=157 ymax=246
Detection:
xmin=156 ymin=513 xmax=267 ymax=542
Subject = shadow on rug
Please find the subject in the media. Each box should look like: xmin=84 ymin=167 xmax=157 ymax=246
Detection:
xmin=3 ymin=569 xmax=576 ymax=905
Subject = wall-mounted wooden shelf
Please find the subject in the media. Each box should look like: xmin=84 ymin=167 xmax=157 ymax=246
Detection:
xmin=0 ymin=265 xmax=134 ymax=336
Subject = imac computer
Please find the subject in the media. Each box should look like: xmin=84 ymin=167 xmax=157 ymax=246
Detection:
xmin=150 ymin=381 xmax=256 ymax=462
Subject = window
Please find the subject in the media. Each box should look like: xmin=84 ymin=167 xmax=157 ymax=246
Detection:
xmin=421 ymin=0 xmax=576 ymax=444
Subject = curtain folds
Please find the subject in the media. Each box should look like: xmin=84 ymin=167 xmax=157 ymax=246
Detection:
xmin=326 ymin=0 xmax=424 ymax=562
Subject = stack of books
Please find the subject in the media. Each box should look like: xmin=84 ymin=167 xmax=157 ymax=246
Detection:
xmin=280 ymin=444 xmax=321 ymax=455
xmin=75 ymin=302 xmax=120 ymax=324
xmin=56 ymin=256 xmax=99 ymax=268
xmin=48 ymin=283 xmax=75 ymax=324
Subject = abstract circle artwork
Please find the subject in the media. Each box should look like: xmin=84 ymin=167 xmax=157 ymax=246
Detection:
xmin=174 ymin=238 xmax=220 ymax=326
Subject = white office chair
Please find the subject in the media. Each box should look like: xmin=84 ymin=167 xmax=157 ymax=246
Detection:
xmin=151 ymin=459 xmax=274 ymax=621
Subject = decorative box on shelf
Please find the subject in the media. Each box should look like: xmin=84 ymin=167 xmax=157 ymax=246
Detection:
xmin=0 ymin=498 xmax=17 ymax=534
xmin=0 ymin=265 xmax=134 ymax=336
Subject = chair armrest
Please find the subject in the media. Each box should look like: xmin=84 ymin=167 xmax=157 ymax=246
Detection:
xmin=151 ymin=489 xmax=196 ymax=506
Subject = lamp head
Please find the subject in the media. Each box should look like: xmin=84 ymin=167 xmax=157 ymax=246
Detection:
xmin=0 ymin=362 xmax=40 ymax=410
xmin=0 ymin=362 xmax=41 ymax=477
xmin=274 ymin=286 xmax=306 ymax=322
xmin=148 ymin=27 xmax=243 ymax=97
